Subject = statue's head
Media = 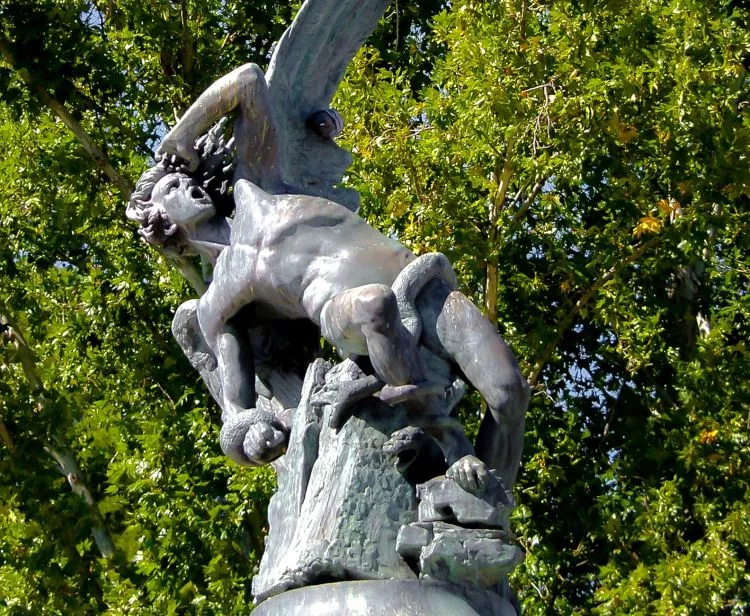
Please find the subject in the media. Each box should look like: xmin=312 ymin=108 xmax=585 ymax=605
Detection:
xmin=153 ymin=172 xmax=215 ymax=225
xmin=127 ymin=120 xmax=235 ymax=258
xmin=127 ymin=165 xmax=197 ymax=257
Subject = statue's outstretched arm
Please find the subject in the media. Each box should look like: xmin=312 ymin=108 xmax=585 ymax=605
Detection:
xmin=438 ymin=292 xmax=529 ymax=490
xmin=159 ymin=64 xmax=282 ymax=190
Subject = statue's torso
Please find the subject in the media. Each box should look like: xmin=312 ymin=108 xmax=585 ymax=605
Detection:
xmin=230 ymin=180 xmax=414 ymax=322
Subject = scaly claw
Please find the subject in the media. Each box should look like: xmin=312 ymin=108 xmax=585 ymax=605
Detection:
xmin=310 ymin=374 xmax=381 ymax=430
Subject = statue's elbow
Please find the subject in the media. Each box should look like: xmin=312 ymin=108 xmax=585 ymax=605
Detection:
xmin=234 ymin=63 xmax=265 ymax=87
xmin=488 ymin=369 xmax=529 ymax=422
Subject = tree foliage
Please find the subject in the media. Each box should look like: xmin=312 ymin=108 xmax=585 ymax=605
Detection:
xmin=338 ymin=1 xmax=750 ymax=612
xmin=1 ymin=0 xmax=748 ymax=614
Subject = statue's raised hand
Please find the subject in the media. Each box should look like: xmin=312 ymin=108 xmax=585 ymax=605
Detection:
xmin=157 ymin=131 xmax=200 ymax=172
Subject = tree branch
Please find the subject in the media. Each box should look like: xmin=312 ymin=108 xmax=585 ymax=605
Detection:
xmin=45 ymin=440 xmax=115 ymax=558
xmin=528 ymin=236 xmax=661 ymax=387
xmin=1 ymin=315 xmax=42 ymax=394
xmin=0 ymin=416 xmax=16 ymax=454
xmin=0 ymin=38 xmax=207 ymax=295
xmin=0 ymin=36 xmax=133 ymax=200
xmin=510 ymin=176 xmax=544 ymax=226
xmin=180 ymin=0 xmax=196 ymax=89
xmin=0 ymin=303 xmax=115 ymax=558
xmin=485 ymin=160 xmax=513 ymax=326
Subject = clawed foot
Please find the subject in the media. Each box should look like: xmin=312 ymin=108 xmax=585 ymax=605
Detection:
xmin=446 ymin=455 xmax=493 ymax=493
xmin=384 ymin=426 xmax=429 ymax=471
xmin=310 ymin=374 xmax=381 ymax=430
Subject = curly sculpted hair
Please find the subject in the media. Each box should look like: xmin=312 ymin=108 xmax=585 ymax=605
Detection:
xmin=126 ymin=120 xmax=235 ymax=257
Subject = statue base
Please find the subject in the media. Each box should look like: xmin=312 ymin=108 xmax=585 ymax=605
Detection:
xmin=252 ymin=580 xmax=517 ymax=616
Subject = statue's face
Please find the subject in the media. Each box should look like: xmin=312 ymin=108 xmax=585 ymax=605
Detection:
xmin=152 ymin=173 xmax=215 ymax=227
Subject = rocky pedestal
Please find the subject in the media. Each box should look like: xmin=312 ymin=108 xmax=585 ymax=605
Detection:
xmin=252 ymin=359 xmax=418 ymax=601
xmin=252 ymin=359 xmax=524 ymax=615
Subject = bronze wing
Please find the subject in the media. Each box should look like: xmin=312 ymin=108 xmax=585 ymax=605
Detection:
xmin=265 ymin=0 xmax=391 ymax=212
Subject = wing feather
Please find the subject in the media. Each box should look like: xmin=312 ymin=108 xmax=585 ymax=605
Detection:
xmin=265 ymin=0 xmax=391 ymax=211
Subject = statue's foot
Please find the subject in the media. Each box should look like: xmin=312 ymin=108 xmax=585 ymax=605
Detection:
xmin=446 ymin=455 xmax=493 ymax=493
xmin=384 ymin=426 xmax=429 ymax=471
xmin=219 ymin=409 xmax=286 ymax=466
xmin=243 ymin=421 xmax=288 ymax=465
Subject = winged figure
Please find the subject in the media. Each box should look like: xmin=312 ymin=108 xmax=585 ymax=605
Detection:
xmin=126 ymin=0 xmax=528 ymax=492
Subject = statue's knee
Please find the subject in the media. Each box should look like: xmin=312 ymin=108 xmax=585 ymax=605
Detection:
xmin=355 ymin=284 xmax=398 ymax=330
xmin=236 ymin=63 xmax=263 ymax=80
xmin=234 ymin=63 xmax=264 ymax=90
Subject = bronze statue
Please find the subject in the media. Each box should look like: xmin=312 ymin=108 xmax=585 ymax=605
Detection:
xmin=126 ymin=2 xmax=528 ymax=612
xmin=128 ymin=63 xmax=527 ymax=490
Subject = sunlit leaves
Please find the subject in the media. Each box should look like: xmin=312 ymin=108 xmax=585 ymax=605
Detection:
xmin=633 ymin=216 xmax=663 ymax=238
xmin=337 ymin=0 xmax=750 ymax=613
xmin=1 ymin=0 xmax=749 ymax=614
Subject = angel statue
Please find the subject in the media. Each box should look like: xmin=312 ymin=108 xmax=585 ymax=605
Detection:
xmin=127 ymin=60 xmax=528 ymax=490
xmin=126 ymin=0 xmax=528 ymax=612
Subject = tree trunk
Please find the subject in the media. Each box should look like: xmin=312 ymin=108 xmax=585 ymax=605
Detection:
xmin=0 ymin=37 xmax=133 ymax=200
xmin=485 ymin=160 xmax=513 ymax=327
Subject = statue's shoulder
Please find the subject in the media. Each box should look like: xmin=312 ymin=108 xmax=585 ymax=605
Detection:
xmin=234 ymin=179 xmax=359 ymax=232
xmin=234 ymin=178 xmax=272 ymax=204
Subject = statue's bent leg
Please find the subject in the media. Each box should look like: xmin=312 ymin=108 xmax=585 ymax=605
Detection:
xmin=417 ymin=281 xmax=529 ymax=489
xmin=321 ymin=284 xmax=424 ymax=386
